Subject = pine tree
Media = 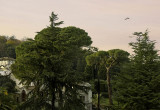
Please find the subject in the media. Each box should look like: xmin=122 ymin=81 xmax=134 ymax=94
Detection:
xmin=49 ymin=12 xmax=64 ymax=27
xmin=115 ymin=30 xmax=160 ymax=110
xmin=11 ymin=12 xmax=92 ymax=110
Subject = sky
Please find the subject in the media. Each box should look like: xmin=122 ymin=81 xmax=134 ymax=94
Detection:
xmin=1 ymin=0 xmax=160 ymax=53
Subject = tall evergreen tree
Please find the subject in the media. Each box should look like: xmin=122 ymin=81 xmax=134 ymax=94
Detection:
xmin=11 ymin=12 xmax=92 ymax=110
xmin=115 ymin=31 xmax=160 ymax=110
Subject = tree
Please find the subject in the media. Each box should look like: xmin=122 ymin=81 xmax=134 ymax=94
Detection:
xmin=0 ymin=36 xmax=7 ymax=58
xmin=115 ymin=31 xmax=160 ymax=110
xmin=0 ymin=35 xmax=21 ymax=58
xmin=0 ymin=75 xmax=17 ymax=110
xmin=11 ymin=12 xmax=92 ymax=110
xmin=0 ymin=75 xmax=16 ymax=93
xmin=86 ymin=52 xmax=101 ymax=110
xmin=104 ymin=49 xmax=129 ymax=106
xmin=86 ymin=49 xmax=129 ymax=108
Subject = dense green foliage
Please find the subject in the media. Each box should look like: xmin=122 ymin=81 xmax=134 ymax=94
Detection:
xmin=0 ymin=75 xmax=16 ymax=93
xmin=11 ymin=12 xmax=92 ymax=110
xmin=0 ymin=76 xmax=17 ymax=110
xmin=114 ymin=31 xmax=160 ymax=110
xmin=86 ymin=49 xmax=129 ymax=109
xmin=0 ymin=36 xmax=21 ymax=58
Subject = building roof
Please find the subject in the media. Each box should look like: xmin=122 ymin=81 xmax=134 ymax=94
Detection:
xmin=0 ymin=57 xmax=15 ymax=61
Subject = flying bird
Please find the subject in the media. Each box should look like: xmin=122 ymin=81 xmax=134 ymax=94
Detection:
xmin=125 ymin=17 xmax=130 ymax=20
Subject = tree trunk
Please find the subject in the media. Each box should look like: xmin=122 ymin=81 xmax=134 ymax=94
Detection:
xmin=52 ymin=92 xmax=56 ymax=110
xmin=97 ymin=77 xmax=100 ymax=110
xmin=59 ymin=89 xmax=63 ymax=108
xmin=106 ymin=68 xmax=113 ymax=105
xmin=95 ymin=65 xmax=100 ymax=110
xmin=51 ymin=81 xmax=56 ymax=110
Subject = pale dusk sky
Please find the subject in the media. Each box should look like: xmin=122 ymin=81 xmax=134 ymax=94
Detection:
xmin=1 ymin=0 xmax=160 ymax=53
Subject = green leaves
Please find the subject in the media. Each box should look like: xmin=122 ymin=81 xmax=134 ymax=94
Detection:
xmin=0 ymin=36 xmax=21 ymax=58
xmin=11 ymin=14 xmax=92 ymax=109
xmin=115 ymin=31 xmax=160 ymax=109
xmin=59 ymin=26 xmax=92 ymax=47
xmin=86 ymin=49 xmax=129 ymax=107
xmin=0 ymin=86 xmax=18 ymax=110
xmin=0 ymin=75 xmax=16 ymax=93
